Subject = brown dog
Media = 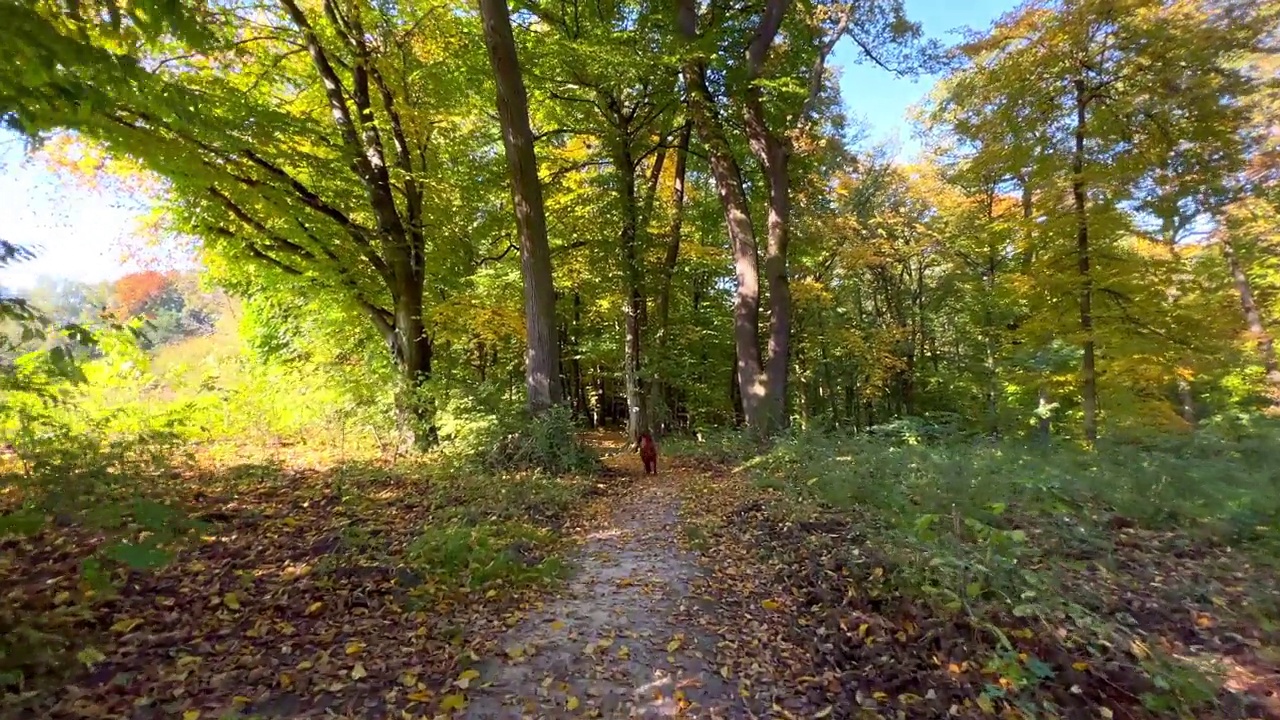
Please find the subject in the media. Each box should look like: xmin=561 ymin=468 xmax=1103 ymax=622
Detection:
xmin=638 ymin=430 xmax=658 ymax=474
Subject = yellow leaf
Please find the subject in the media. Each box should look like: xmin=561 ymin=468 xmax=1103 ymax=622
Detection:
xmin=182 ymin=711 xmax=201 ymax=720
xmin=76 ymin=648 xmax=106 ymax=667
xmin=351 ymin=663 xmax=368 ymax=680
xmin=976 ymin=694 xmax=995 ymax=713
xmin=305 ymin=601 xmax=324 ymax=615
xmin=1099 ymin=708 xmax=1114 ymax=719
xmin=232 ymin=695 xmax=252 ymax=706
xmin=222 ymin=593 xmax=241 ymax=610
xmin=505 ymin=645 xmax=525 ymax=659
xmin=666 ymin=638 xmax=682 ymax=653
xmin=566 ymin=696 xmax=580 ymax=710
xmin=761 ymin=599 xmax=780 ymax=611
xmin=278 ymin=672 xmax=293 ymax=689
xmin=455 ymin=669 xmax=480 ymax=689
xmin=858 ymin=623 xmax=870 ymax=638
xmin=814 ymin=707 xmax=833 ymax=718
xmin=399 ymin=671 xmax=418 ymax=687
xmin=439 ymin=693 xmax=467 ymax=711
xmin=616 ymin=645 xmax=630 ymax=659
xmin=111 ymin=618 xmax=143 ymax=634
xmin=1128 ymin=639 xmax=1150 ymax=660
xmin=719 ymin=665 xmax=732 ymax=679
xmin=345 ymin=641 xmax=365 ymax=656
xmin=1072 ymin=662 xmax=1089 ymax=671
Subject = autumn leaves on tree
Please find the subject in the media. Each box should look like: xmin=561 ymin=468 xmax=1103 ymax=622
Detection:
xmin=3 ymin=0 xmax=1279 ymax=442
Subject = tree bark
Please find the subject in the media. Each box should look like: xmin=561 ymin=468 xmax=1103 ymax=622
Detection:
xmin=1072 ymin=76 xmax=1099 ymax=445
xmin=478 ymin=0 xmax=562 ymax=414
xmin=675 ymin=0 xmax=769 ymax=433
xmin=1022 ymin=175 xmax=1052 ymax=443
xmin=648 ymin=122 xmax=691 ymax=433
xmin=742 ymin=0 xmax=794 ymax=433
xmin=1222 ymin=233 xmax=1280 ymax=407
xmin=610 ymin=140 xmax=647 ymax=443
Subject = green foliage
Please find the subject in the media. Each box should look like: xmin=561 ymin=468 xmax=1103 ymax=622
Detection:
xmin=406 ymin=520 xmax=564 ymax=590
xmin=744 ymin=424 xmax=1280 ymax=713
xmin=481 ymin=406 xmax=600 ymax=476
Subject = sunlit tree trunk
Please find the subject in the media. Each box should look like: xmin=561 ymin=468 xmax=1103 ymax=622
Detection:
xmin=1222 ymin=233 xmax=1280 ymax=408
xmin=478 ymin=0 xmax=562 ymax=414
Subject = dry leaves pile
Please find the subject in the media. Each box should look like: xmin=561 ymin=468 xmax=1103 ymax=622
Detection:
xmin=675 ymin=465 xmax=1280 ymax=720
xmin=0 ymin=461 xmax=601 ymax=719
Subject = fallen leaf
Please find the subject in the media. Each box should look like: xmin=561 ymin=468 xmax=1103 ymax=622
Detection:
xmin=761 ymin=599 xmax=780 ymax=610
xmin=76 ymin=648 xmax=106 ymax=667
xmin=455 ymin=669 xmax=480 ymax=689
xmin=222 ymin=592 xmax=241 ymax=610
xmin=182 ymin=711 xmax=201 ymax=720
xmin=110 ymin=618 xmax=143 ymax=634
xmin=305 ymin=601 xmax=324 ymax=615
xmin=345 ymin=641 xmax=365 ymax=656
xmin=567 ymin=696 xmax=580 ymax=710
xmin=350 ymin=662 xmax=367 ymax=680
xmin=439 ymin=693 xmax=467 ymax=711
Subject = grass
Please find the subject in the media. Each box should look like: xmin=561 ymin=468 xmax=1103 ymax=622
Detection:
xmin=675 ymin=423 xmax=1280 ymax=718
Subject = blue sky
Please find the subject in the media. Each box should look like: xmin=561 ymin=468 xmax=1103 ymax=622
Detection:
xmin=0 ymin=0 xmax=1011 ymax=291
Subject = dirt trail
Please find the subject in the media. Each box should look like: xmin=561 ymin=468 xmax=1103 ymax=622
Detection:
xmin=464 ymin=436 xmax=737 ymax=719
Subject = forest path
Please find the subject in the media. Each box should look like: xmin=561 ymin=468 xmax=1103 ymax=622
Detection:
xmin=463 ymin=433 xmax=738 ymax=719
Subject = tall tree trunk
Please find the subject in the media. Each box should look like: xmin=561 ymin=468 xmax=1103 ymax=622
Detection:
xmin=611 ymin=141 xmax=646 ymax=443
xmin=377 ymin=292 xmax=436 ymax=448
xmin=648 ymin=122 xmax=691 ymax=433
xmin=1222 ymin=233 xmax=1280 ymax=407
xmin=760 ymin=151 xmax=792 ymax=429
xmin=1160 ymin=216 xmax=1197 ymax=426
xmin=742 ymin=0 xmax=794 ymax=433
xmin=1072 ymin=76 xmax=1099 ymax=445
xmin=571 ymin=292 xmax=589 ymax=419
xmin=478 ymin=0 xmax=562 ymax=414
xmin=1020 ymin=173 xmax=1052 ymax=442
xmin=675 ymin=0 xmax=767 ymax=432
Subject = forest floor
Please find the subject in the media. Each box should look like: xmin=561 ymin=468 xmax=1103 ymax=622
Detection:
xmin=4 ymin=433 xmax=1280 ymax=719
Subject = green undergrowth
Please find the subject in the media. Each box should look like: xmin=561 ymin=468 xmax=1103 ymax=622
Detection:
xmin=681 ymin=422 xmax=1280 ymax=717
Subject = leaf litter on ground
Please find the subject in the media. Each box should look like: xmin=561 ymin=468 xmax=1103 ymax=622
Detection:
xmin=0 ymin=452 xmax=607 ymax=720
